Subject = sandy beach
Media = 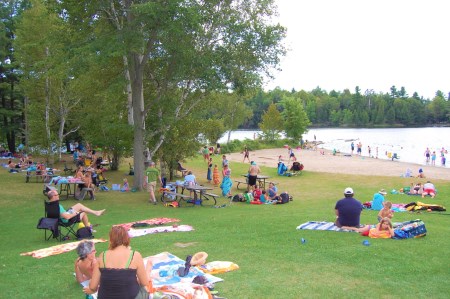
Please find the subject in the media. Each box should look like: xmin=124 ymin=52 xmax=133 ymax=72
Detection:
xmin=226 ymin=147 xmax=450 ymax=181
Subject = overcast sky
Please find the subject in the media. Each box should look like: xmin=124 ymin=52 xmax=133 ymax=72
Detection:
xmin=265 ymin=0 xmax=449 ymax=99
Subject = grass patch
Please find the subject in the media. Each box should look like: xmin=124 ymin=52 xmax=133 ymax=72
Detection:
xmin=1 ymin=153 xmax=449 ymax=298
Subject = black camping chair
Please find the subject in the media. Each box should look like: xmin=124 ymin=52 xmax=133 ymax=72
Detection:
xmin=42 ymin=200 xmax=79 ymax=241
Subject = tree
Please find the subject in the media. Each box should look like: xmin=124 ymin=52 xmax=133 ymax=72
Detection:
xmin=0 ymin=0 xmax=28 ymax=153
xmin=280 ymin=96 xmax=310 ymax=141
xmin=259 ymin=103 xmax=283 ymax=141
xmin=59 ymin=0 xmax=286 ymax=190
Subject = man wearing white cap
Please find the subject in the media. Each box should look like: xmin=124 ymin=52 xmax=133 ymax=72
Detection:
xmin=335 ymin=187 xmax=363 ymax=228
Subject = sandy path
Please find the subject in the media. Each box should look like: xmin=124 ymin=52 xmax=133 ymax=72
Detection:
xmin=226 ymin=148 xmax=450 ymax=181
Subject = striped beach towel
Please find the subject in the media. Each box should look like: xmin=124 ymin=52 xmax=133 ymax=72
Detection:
xmin=296 ymin=221 xmax=356 ymax=232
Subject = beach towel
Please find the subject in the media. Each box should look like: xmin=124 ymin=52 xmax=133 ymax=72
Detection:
xmin=145 ymin=252 xmax=222 ymax=298
xmin=20 ymin=239 xmax=107 ymax=259
xmin=220 ymin=176 xmax=232 ymax=196
xmin=127 ymin=225 xmax=194 ymax=238
xmin=198 ymin=261 xmax=239 ymax=275
xmin=114 ymin=217 xmax=180 ymax=231
xmin=296 ymin=221 xmax=357 ymax=232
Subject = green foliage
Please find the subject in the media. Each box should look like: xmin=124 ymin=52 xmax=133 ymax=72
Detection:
xmin=258 ymin=103 xmax=283 ymax=141
xmin=280 ymin=95 xmax=310 ymax=141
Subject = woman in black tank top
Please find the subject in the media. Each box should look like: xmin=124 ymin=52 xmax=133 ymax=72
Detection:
xmin=83 ymin=226 xmax=150 ymax=299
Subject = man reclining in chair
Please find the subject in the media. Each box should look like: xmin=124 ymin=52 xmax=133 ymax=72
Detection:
xmin=47 ymin=190 xmax=105 ymax=229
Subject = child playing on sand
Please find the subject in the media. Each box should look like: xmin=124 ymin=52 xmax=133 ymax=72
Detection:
xmin=377 ymin=201 xmax=393 ymax=222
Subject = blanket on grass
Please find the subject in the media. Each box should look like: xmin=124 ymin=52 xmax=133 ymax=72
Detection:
xmin=114 ymin=217 xmax=180 ymax=231
xmin=128 ymin=225 xmax=194 ymax=238
xmin=21 ymin=239 xmax=107 ymax=259
xmin=145 ymin=252 xmax=223 ymax=298
xmin=296 ymin=221 xmax=357 ymax=232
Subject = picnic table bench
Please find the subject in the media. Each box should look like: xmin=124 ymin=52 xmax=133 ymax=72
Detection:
xmin=160 ymin=191 xmax=192 ymax=206
xmin=234 ymin=180 xmax=249 ymax=190
xmin=25 ymin=172 xmax=55 ymax=183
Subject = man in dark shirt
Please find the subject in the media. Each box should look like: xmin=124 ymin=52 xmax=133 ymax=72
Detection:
xmin=335 ymin=187 xmax=363 ymax=228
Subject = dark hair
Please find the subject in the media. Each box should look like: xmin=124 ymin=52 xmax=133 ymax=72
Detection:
xmin=109 ymin=226 xmax=130 ymax=249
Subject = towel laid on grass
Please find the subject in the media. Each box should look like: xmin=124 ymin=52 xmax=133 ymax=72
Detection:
xmin=296 ymin=221 xmax=357 ymax=232
xmin=127 ymin=225 xmax=194 ymax=238
xmin=114 ymin=217 xmax=180 ymax=231
xmin=145 ymin=252 xmax=222 ymax=298
xmin=21 ymin=238 xmax=107 ymax=259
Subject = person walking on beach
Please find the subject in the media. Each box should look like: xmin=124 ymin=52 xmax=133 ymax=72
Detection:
xmin=424 ymin=147 xmax=430 ymax=164
xmin=431 ymin=151 xmax=436 ymax=166
xmin=351 ymin=142 xmax=355 ymax=154
xmin=368 ymin=146 xmax=372 ymax=157
xmin=242 ymin=146 xmax=250 ymax=163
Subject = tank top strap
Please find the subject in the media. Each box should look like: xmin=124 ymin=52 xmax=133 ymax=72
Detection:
xmin=102 ymin=250 xmax=107 ymax=268
xmin=125 ymin=250 xmax=135 ymax=269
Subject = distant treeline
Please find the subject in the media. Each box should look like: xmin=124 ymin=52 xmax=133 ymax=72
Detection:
xmin=241 ymin=86 xmax=450 ymax=129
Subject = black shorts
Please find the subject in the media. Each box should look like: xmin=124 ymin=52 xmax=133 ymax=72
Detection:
xmin=67 ymin=212 xmax=81 ymax=224
xmin=248 ymin=175 xmax=257 ymax=186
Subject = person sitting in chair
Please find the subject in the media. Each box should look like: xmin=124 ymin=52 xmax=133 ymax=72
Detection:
xmin=47 ymin=190 xmax=105 ymax=229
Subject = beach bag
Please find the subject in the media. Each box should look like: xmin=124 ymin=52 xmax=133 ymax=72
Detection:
xmin=394 ymin=220 xmax=427 ymax=239
xmin=232 ymin=194 xmax=244 ymax=202
xmin=277 ymin=192 xmax=290 ymax=204
xmin=76 ymin=227 xmax=93 ymax=240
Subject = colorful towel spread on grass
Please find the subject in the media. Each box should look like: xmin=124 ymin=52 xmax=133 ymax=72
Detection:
xmin=114 ymin=217 xmax=180 ymax=231
xmin=128 ymin=225 xmax=194 ymax=238
xmin=296 ymin=221 xmax=357 ymax=232
xmin=20 ymin=239 xmax=107 ymax=259
xmin=145 ymin=252 xmax=223 ymax=298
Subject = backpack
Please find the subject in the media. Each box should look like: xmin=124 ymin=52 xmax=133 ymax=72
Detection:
xmin=76 ymin=227 xmax=94 ymax=240
xmin=277 ymin=192 xmax=290 ymax=204
xmin=232 ymin=194 xmax=244 ymax=202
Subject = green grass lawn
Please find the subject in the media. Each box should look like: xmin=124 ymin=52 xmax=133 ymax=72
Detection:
xmin=1 ymin=154 xmax=449 ymax=299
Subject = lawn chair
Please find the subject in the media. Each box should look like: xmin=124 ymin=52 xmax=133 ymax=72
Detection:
xmin=290 ymin=162 xmax=304 ymax=176
xmin=42 ymin=200 xmax=79 ymax=241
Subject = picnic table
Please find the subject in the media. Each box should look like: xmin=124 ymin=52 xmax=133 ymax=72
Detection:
xmin=25 ymin=171 xmax=56 ymax=183
xmin=161 ymin=182 xmax=218 ymax=207
xmin=184 ymin=185 xmax=218 ymax=206
xmin=58 ymin=180 xmax=84 ymax=200
xmin=237 ymin=174 xmax=272 ymax=190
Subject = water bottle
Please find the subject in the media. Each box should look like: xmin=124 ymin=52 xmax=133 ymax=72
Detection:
xmin=86 ymin=294 xmax=94 ymax=299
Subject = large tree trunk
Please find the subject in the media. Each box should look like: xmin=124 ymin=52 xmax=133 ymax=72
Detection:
xmin=130 ymin=53 xmax=146 ymax=190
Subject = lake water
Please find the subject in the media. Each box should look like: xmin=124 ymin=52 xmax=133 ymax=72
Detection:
xmin=218 ymin=128 xmax=450 ymax=167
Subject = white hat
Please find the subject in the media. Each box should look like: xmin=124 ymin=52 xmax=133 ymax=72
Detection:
xmin=344 ymin=187 xmax=354 ymax=195
xmin=378 ymin=189 xmax=387 ymax=195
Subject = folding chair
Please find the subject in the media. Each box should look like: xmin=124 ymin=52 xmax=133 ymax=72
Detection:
xmin=43 ymin=200 xmax=79 ymax=241
xmin=37 ymin=217 xmax=59 ymax=240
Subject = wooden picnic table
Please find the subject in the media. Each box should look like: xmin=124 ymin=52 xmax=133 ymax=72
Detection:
xmin=239 ymin=174 xmax=271 ymax=190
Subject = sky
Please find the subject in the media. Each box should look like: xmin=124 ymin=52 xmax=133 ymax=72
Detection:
xmin=265 ymin=0 xmax=449 ymax=99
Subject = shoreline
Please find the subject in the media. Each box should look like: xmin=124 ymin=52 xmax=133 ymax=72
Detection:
xmin=225 ymin=147 xmax=450 ymax=181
